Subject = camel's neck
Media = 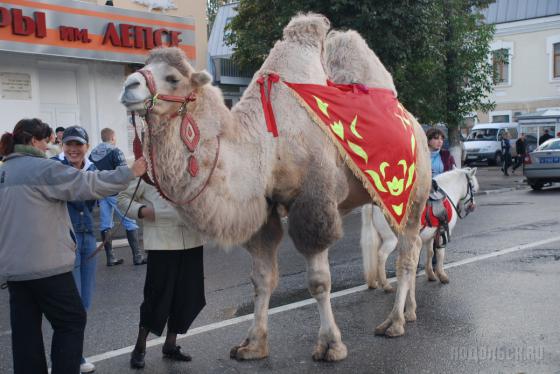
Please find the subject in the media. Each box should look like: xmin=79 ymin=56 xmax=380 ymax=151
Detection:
xmin=145 ymin=86 xmax=271 ymax=246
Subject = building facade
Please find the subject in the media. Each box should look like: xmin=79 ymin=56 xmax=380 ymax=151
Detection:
xmin=207 ymin=2 xmax=252 ymax=108
xmin=0 ymin=0 xmax=206 ymax=155
xmin=480 ymin=0 xmax=560 ymax=138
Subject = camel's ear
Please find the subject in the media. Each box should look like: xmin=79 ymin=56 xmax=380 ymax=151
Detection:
xmin=190 ymin=70 xmax=212 ymax=88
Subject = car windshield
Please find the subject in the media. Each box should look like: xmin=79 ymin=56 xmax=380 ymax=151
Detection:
xmin=466 ymin=129 xmax=498 ymax=141
xmin=538 ymin=139 xmax=560 ymax=151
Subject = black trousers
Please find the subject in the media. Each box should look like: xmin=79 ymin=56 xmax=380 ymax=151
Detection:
xmin=140 ymin=247 xmax=205 ymax=336
xmin=8 ymin=272 xmax=86 ymax=374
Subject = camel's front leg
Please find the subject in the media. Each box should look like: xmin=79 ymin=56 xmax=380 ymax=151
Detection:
xmin=375 ymin=233 xmax=422 ymax=337
xmin=230 ymin=213 xmax=282 ymax=361
xmin=305 ymin=250 xmax=347 ymax=361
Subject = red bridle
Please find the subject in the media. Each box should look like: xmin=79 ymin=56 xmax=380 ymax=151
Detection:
xmin=130 ymin=68 xmax=220 ymax=205
xmin=138 ymin=68 xmax=197 ymax=113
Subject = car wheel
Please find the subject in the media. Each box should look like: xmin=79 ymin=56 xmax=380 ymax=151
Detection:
xmin=530 ymin=183 xmax=543 ymax=191
xmin=488 ymin=151 xmax=502 ymax=166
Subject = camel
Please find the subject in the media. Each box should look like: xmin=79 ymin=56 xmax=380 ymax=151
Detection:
xmin=361 ymin=168 xmax=479 ymax=292
xmin=119 ymin=14 xmax=431 ymax=361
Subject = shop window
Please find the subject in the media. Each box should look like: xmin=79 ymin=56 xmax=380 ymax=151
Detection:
xmin=491 ymin=114 xmax=510 ymax=123
xmin=492 ymin=48 xmax=510 ymax=85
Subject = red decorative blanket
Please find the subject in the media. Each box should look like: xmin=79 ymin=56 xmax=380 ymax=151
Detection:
xmin=284 ymin=80 xmax=418 ymax=230
xmin=421 ymin=199 xmax=453 ymax=228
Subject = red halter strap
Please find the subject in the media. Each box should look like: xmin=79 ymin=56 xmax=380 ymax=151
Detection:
xmin=137 ymin=69 xmax=196 ymax=110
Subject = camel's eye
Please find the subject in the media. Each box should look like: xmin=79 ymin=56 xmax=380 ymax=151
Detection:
xmin=166 ymin=75 xmax=180 ymax=84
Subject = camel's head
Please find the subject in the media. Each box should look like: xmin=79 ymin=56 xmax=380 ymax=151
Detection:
xmin=120 ymin=47 xmax=211 ymax=117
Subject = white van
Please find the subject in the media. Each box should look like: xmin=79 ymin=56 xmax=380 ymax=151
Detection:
xmin=464 ymin=122 xmax=519 ymax=165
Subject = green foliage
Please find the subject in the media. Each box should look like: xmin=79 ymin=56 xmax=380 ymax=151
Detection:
xmin=226 ymin=0 xmax=496 ymax=146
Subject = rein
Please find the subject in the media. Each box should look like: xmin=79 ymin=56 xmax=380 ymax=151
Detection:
xmin=438 ymin=173 xmax=475 ymax=220
xmin=132 ymin=68 xmax=220 ymax=206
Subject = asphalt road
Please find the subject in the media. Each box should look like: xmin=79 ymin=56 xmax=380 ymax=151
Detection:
xmin=0 ymin=182 xmax=558 ymax=373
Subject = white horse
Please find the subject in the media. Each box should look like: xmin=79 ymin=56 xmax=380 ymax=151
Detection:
xmin=361 ymin=168 xmax=479 ymax=291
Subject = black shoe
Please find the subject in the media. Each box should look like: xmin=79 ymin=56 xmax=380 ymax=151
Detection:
xmin=162 ymin=345 xmax=192 ymax=362
xmin=130 ymin=349 xmax=145 ymax=369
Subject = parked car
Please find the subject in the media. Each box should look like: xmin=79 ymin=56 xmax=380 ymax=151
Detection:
xmin=464 ymin=122 xmax=519 ymax=166
xmin=523 ymin=138 xmax=560 ymax=190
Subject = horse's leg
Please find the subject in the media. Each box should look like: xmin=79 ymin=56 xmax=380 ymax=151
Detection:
xmin=230 ymin=211 xmax=283 ymax=361
xmin=435 ymin=246 xmax=449 ymax=284
xmin=360 ymin=204 xmax=380 ymax=289
xmin=425 ymin=237 xmax=437 ymax=281
xmin=372 ymin=206 xmax=397 ymax=292
xmin=377 ymin=233 xmax=397 ymax=293
xmin=375 ymin=229 xmax=422 ymax=337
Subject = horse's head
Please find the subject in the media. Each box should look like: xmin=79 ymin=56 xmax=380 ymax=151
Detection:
xmin=120 ymin=47 xmax=211 ymax=120
xmin=458 ymin=167 xmax=478 ymax=216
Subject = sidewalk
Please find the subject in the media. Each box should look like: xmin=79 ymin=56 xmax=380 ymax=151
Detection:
xmin=470 ymin=165 xmax=528 ymax=194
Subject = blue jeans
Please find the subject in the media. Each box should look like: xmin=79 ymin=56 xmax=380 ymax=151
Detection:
xmin=73 ymin=232 xmax=97 ymax=310
xmin=99 ymin=195 xmax=138 ymax=232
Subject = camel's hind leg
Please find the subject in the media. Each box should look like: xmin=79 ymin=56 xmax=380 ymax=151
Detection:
xmin=375 ymin=230 xmax=422 ymax=337
xmin=230 ymin=211 xmax=283 ymax=361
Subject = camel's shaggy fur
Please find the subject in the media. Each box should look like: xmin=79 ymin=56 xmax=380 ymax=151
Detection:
xmin=120 ymin=15 xmax=431 ymax=361
xmin=325 ymin=30 xmax=397 ymax=95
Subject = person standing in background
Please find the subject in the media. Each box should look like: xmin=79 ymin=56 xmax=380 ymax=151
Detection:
xmin=501 ymin=131 xmax=512 ymax=176
xmin=54 ymin=126 xmax=65 ymax=145
xmin=89 ymin=128 xmax=146 ymax=266
xmin=512 ymin=133 xmax=527 ymax=174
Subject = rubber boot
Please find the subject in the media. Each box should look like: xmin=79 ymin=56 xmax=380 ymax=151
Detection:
xmin=102 ymin=229 xmax=124 ymax=266
xmin=126 ymin=229 xmax=147 ymax=265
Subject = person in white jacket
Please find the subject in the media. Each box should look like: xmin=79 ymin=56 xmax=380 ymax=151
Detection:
xmin=117 ymin=179 xmax=205 ymax=369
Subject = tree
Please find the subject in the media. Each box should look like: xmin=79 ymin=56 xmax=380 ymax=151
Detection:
xmin=227 ymin=0 xmax=496 ymax=162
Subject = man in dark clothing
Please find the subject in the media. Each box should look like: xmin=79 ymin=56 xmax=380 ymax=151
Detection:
xmin=89 ymin=128 xmax=147 ymax=266
xmin=538 ymin=129 xmax=553 ymax=145
xmin=512 ymin=133 xmax=527 ymax=173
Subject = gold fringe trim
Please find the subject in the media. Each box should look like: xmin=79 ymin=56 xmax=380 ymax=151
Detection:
xmin=284 ymin=83 xmax=418 ymax=234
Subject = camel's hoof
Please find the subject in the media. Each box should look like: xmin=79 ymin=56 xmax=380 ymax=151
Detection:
xmin=427 ymin=273 xmax=437 ymax=282
xmin=230 ymin=342 xmax=268 ymax=361
xmin=383 ymin=284 xmax=396 ymax=293
xmin=312 ymin=341 xmax=347 ymax=362
xmin=404 ymin=310 xmax=417 ymax=322
xmin=367 ymin=280 xmax=379 ymax=289
xmin=438 ymin=274 xmax=449 ymax=284
xmin=375 ymin=319 xmax=405 ymax=337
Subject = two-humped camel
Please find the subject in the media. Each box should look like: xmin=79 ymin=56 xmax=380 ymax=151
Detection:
xmin=120 ymin=13 xmax=431 ymax=361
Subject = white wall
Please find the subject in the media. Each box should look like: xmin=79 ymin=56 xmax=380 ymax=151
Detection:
xmin=0 ymin=52 xmax=131 ymax=156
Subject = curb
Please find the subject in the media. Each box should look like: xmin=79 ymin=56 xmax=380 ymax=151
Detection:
xmin=95 ymin=238 xmax=129 ymax=249
xmin=476 ymin=185 xmax=530 ymax=196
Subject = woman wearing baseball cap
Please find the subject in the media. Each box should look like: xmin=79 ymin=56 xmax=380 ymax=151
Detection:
xmin=0 ymin=119 xmax=147 ymax=374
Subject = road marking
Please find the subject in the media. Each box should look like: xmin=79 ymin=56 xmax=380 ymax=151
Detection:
xmin=86 ymin=234 xmax=560 ymax=364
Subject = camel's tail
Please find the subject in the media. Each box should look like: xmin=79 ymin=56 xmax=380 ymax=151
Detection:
xmin=360 ymin=204 xmax=380 ymax=288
